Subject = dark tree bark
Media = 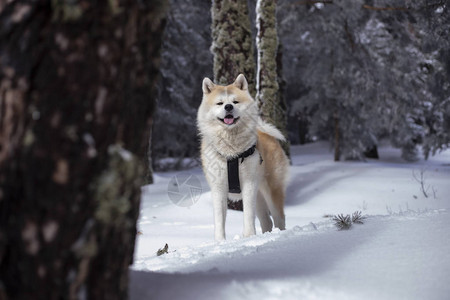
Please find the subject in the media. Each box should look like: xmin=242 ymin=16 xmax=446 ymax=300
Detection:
xmin=275 ymin=44 xmax=291 ymax=158
xmin=0 ymin=1 xmax=166 ymax=299
xmin=334 ymin=110 xmax=341 ymax=161
xmin=211 ymin=0 xmax=256 ymax=211
xmin=364 ymin=146 xmax=379 ymax=159
xmin=256 ymin=0 xmax=279 ymax=116
xmin=211 ymin=0 xmax=256 ymax=97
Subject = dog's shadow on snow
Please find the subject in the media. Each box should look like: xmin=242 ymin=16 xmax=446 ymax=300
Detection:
xmin=285 ymin=163 xmax=365 ymax=207
xmin=129 ymin=221 xmax=383 ymax=299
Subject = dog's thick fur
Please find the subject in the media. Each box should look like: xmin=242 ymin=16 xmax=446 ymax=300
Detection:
xmin=197 ymin=74 xmax=289 ymax=240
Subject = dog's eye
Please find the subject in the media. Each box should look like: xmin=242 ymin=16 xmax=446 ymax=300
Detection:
xmin=217 ymin=102 xmax=223 ymax=106
xmin=233 ymin=101 xmax=239 ymax=104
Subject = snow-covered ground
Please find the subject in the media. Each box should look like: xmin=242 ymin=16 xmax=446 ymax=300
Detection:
xmin=130 ymin=142 xmax=450 ymax=300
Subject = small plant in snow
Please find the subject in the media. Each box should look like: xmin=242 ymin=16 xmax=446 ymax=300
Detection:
xmin=333 ymin=214 xmax=352 ymax=230
xmin=412 ymin=168 xmax=437 ymax=199
xmin=351 ymin=211 xmax=365 ymax=224
xmin=333 ymin=211 xmax=366 ymax=230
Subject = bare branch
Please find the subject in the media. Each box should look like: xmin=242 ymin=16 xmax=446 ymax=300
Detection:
xmin=344 ymin=19 xmax=355 ymax=51
xmin=362 ymin=4 xmax=407 ymax=11
xmin=292 ymin=0 xmax=333 ymax=5
xmin=362 ymin=1 xmax=446 ymax=12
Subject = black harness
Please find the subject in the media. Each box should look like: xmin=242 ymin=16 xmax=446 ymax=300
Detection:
xmin=226 ymin=144 xmax=262 ymax=194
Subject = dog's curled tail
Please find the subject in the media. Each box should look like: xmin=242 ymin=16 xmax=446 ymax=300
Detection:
xmin=257 ymin=119 xmax=286 ymax=142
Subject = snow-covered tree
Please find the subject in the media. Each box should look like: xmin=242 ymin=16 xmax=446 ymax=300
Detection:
xmin=279 ymin=0 xmax=449 ymax=160
xmin=359 ymin=1 xmax=450 ymax=160
xmin=148 ymin=0 xmax=449 ymax=165
xmin=280 ymin=1 xmax=378 ymax=160
xmin=151 ymin=0 xmax=213 ymax=170
xmin=410 ymin=1 xmax=450 ymax=158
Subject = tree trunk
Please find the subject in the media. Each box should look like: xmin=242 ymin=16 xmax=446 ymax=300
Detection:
xmin=334 ymin=110 xmax=341 ymax=161
xmin=211 ymin=0 xmax=255 ymax=211
xmin=211 ymin=0 xmax=256 ymax=97
xmin=256 ymin=0 xmax=290 ymax=158
xmin=0 ymin=1 xmax=166 ymax=299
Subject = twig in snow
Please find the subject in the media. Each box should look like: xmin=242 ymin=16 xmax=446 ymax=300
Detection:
xmin=413 ymin=168 xmax=429 ymax=197
xmin=157 ymin=243 xmax=169 ymax=256
xmin=432 ymin=186 xmax=438 ymax=199
xmin=412 ymin=168 xmax=437 ymax=199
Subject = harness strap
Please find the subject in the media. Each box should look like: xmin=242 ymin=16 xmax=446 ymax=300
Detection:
xmin=227 ymin=158 xmax=241 ymax=193
xmin=227 ymin=144 xmax=258 ymax=194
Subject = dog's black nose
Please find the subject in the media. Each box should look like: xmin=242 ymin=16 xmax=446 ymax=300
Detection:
xmin=224 ymin=104 xmax=233 ymax=112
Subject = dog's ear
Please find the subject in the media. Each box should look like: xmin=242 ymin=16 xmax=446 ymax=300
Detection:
xmin=233 ymin=74 xmax=248 ymax=91
xmin=202 ymin=77 xmax=215 ymax=94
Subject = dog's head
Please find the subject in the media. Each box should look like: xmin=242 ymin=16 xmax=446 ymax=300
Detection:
xmin=197 ymin=74 xmax=258 ymax=133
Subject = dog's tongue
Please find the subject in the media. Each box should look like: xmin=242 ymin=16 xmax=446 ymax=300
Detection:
xmin=224 ymin=116 xmax=234 ymax=125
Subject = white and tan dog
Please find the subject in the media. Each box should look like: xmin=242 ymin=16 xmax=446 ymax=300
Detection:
xmin=197 ymin=74 xmax=289 ymax=240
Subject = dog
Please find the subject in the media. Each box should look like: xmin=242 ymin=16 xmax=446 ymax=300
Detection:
xmin=197 ymin=74 xmax=289 ymax=240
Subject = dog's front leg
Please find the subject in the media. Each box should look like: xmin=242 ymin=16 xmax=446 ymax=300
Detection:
xmin=211 ymin=189 xmax=228 ymax=240
xmin=241 ymin=181 xmax=258 ymax=237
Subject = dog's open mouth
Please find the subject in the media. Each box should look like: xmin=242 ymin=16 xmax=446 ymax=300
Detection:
xmin=219 ymin=115 xmax=239 ymax=125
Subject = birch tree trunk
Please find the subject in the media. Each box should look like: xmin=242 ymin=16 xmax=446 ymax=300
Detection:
xmin=211 ymin=0 xmax=256 ymax=97
xmin=256 ymin=0 xmax=289 ymax=157
xmin=0 ymin=1 xmax=166 ymax=299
